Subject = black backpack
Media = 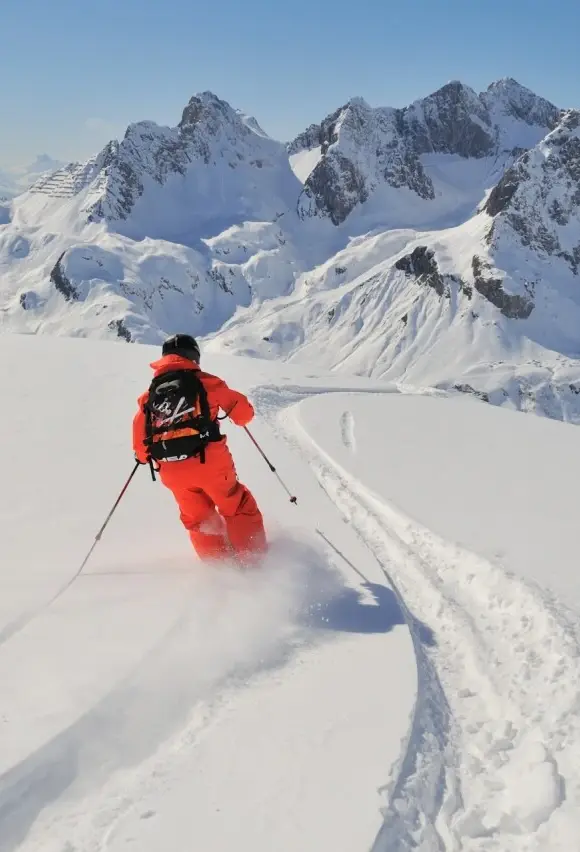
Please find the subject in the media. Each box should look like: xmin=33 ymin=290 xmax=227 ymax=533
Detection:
xmin=143 ymin=369 xmax=221 ymax=463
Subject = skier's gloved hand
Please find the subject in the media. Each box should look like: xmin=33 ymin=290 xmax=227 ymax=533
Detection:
xmin=135 ymin=453 xmax=149 ymax=465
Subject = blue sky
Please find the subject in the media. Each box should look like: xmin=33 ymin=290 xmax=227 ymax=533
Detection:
xmin=0 ymin=0 xmax=578 ymax=165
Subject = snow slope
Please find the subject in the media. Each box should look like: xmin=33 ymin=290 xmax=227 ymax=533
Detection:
xmin=0 ymin=334 xmax=414 ymax=852
xmin=3 ymin=333 xmax=580 ymax=850
xmin=208 ymin=204 xmax=580 ymax=422
xmin=288 ymin=390 xmax=580 ymax=849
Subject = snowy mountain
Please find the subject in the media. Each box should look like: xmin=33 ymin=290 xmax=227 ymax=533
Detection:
xmin=0 ymin=93 xmax=303 ymax=343
xmin=26 ymin=93 xmax=298 ymax=239
xmin=292 ymin=78 xmax=560 ymax=226
xmin=1 ymin=80 xmax=580 ymax=423
xmin=3 ymin=333 xmax=580 ymax=851
xmin=212 ymin=106 xmax=580 ymax=422
xmin=486 ymin=108 xmax=580 ymax=274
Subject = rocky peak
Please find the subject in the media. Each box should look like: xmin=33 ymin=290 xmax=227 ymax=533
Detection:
xmin=297 ymin=97 xmax=435 ymax=225
xmin=59 ymin=91 xmax=296 ymax=227
xmin=288 ymin=104 xmax=346 ymax=156
xmin=482 ymin=78 xmax=560 ymax=129
xmin=179 ymin=91 xmax=247 ymax=139
xmin=405 ymin=81 xmax=494 ymax=158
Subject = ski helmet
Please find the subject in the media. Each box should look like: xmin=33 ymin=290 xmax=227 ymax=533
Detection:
xmin=162 ymin=333 xmax=200 ymax=363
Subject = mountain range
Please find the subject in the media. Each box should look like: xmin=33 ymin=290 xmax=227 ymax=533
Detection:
xmin=0 ymin=79 xmax=579 ymax=422
xmin=0 ymin=154 xmax=66 ymax=200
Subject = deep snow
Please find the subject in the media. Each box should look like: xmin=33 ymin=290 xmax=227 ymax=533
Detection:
xmin=2 ymin=334 xmax=580 ymax=850
xmin=0 ymin=335 xmax=414 ymax=852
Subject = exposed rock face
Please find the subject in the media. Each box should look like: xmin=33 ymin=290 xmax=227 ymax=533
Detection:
xmin=287 ymin=105 xmax=344 ymax=156
xmin=485 ymin=163 xmax=524 ymax=216
xmin=486 ymin=110 xmax=580 ymax=275
xmin=405 ymin=81 xmax=495 ymax=158
xmin=108 ymin=318 xmax=132 ymax=341
xmin=395 ymin=246 xmax=446 ymax=296
xmin=453 ymin=383 xmax=490 ymax=403
xmin=50 ymin=252 xmax=77 ymax=301
xmin=394 ymin=245 xmax=535 ymax=319
xmin=472 ymin=255 xmax=534 ymax=319
xmin=301 ymin=153 xmax=369 ymax=226
xmin=295 ymin=79 xmax=559 ymax=225
xmin=394 ymin=245 xmax=470 ymax=300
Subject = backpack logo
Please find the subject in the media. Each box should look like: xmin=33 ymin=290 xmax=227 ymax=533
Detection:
xmin=154 ymin=395 xmax=197 ymax=425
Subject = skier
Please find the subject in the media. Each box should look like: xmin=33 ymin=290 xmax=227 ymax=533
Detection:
xmin=132 ymin=334 xmax=267 ymax=564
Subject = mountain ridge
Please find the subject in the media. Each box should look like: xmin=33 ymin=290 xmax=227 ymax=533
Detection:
xmin=292 ymin=78 xmax=561 ymax=225
xmin=1 ymin=79 xmax=580 ymax=424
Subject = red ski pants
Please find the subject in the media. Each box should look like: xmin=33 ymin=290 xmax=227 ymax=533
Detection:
xmin=159 ymin=440 xmax=267 ymax=561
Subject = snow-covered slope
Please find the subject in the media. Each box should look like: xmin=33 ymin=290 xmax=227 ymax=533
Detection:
xmin=293 ymin=389 xmax=580 ymax=849
xmin=0 ymin=155 xmax=66 ymax=200
xmin=0 ymin=333 xmax=415 ymax=852
xmin=3 ymin=333 xmax=580 ymax=850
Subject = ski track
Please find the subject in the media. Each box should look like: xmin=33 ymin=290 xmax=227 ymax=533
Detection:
xmin=257 ymin=385 xmax=580 ymax=850
xmin=339 ymin=410 xmax=356 ymax=453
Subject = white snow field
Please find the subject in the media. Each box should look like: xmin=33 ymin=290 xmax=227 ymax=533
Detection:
xmin=2 ymin=333 xmax=580 ymax=851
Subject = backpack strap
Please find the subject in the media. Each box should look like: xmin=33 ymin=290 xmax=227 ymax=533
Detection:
xmin=194 ymin=370 xmax=211 ymax=421
xmin=191 ymin=370 xmax=221 ymax=463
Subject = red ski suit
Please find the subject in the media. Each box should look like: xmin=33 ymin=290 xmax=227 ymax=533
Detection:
xmin=133 ymin=354 xmax=266 ymax=561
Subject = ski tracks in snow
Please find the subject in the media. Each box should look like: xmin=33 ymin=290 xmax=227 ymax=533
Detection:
xmin=259 ymin=386 xmax=580 ymax=851
xmin=339 ymin=410 xmax=357 ymax=453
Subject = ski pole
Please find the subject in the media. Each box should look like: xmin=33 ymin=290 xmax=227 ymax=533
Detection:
xmin=76 ymin=461 xmax=141 ymax=576
xmin=244 ymin=426 xmax=297 ymax=505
